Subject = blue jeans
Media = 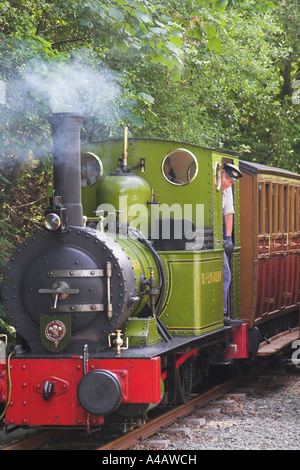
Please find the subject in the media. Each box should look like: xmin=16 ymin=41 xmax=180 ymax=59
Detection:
xmin=223 ymin=252 xmax=231 ymax=315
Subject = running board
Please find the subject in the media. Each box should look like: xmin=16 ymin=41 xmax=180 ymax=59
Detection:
xmin=254 ymin=327 xmax=299 ymax=357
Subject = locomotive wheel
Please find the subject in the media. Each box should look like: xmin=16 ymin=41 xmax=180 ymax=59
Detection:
xmin=175 ymin=357 xmax=193 ymax=405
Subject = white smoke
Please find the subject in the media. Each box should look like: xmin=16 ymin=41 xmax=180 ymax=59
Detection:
xmin=23 ymin=55 xmax=121 ymax=116
xmin=0 ymin=52 xmax=124 ymax=169
xmin=0 ymin=81 xmax=6 ymax=105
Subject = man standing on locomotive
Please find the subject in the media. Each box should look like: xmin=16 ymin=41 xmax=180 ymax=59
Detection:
xmin=222 ymin=163 xmax=242 ymax=326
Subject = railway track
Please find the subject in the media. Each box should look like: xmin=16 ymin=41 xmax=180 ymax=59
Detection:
xmin=1 ymin=364 xmax=261 ymax=450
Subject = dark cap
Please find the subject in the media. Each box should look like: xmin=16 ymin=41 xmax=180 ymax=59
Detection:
xmin=224 ymin=163 xmax=242 ymax=182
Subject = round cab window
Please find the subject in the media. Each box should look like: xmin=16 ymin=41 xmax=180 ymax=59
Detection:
xmin=162 ymin=149 xmax=198 ymax=186
xmin=81 ymin=152 xmax=103 ymax=187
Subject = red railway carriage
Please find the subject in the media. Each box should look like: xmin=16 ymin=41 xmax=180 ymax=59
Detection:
xmin=239 ymin=161 xmax=300 ymax=355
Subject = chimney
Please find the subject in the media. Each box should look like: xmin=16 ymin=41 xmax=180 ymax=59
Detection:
xmin=48 ymin=112 xmax=85 ymax=227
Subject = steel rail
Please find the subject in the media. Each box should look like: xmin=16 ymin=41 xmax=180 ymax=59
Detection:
xmin=1 ymin=430 xmax=68 ymax=451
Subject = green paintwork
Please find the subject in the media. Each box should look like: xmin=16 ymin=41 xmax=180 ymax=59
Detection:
xmin=80 ymin=139 xmax=242 ymax=340
xmin=96 ymin=173 xmax=151 ymax=236
xmin=81 ymin=139 xmax=214 ymax=233
xmin=123 ymin=317 xmax=162 ymax=347
xmin=115 ymin=235 xmax=160 ymax=317
xmin=158 ymin=250 xmax=223 ymax=336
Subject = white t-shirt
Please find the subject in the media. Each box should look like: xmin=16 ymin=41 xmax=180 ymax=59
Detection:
xmin=222 ymin=186 xmax=234 ymax=216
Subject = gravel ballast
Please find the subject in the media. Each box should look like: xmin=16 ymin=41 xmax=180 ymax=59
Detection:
xmin=132 ymin=363 xmax=300 ymax=451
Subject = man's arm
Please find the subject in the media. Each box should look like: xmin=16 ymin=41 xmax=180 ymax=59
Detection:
xmin=224 ymin=213 xmax=233 ymax=238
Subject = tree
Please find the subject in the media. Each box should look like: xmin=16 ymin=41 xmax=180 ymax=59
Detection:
xmin=129 ymin=1 xmax=300 ymax=171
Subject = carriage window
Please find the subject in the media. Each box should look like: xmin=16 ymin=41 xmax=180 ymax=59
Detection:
xmin=162 ymin=149 xmax=198 ymax=186
xmin=272 ymin=184 xmax=275 ymax=233
xmin=283 ymin=185 xmax=287 ymax=232
xmin=81 ymin=152 xmax=103 ymax=187
xmin=278 ymin=185 xmax=282 ymax=232
xmin=265 ymin=183 xmax=270 ymax=233
xmin=295 ymin=187 xmax=299 ymax=232
xmin=289 ymin=186 xmax=293 ymax=232
xmin=258 ymin=183 xmax=262 ymax=234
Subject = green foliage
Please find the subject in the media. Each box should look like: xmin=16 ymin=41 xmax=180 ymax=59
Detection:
xmin=0 ymin=219 xmax=14 ymax=271
xmin=0 ymin=152 xmax=50 ymax=337
xmin=130 ymin=1 xmax=300 ymax=171
xmin=0 ymin=218 xmax=15 ymax=337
